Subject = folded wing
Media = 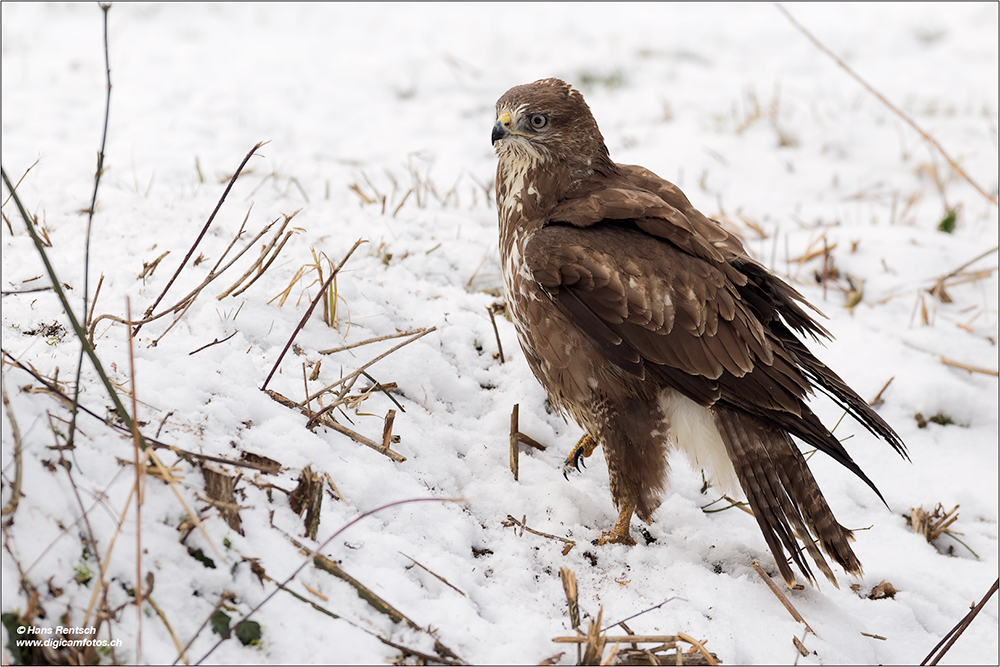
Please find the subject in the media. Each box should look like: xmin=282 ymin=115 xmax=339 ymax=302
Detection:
xmin=525 ymin=165 xmax=906 ymax=537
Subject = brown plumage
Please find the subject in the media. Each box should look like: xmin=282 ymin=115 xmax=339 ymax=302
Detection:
xmin=491 ymin=78 xmax=907 ymax=588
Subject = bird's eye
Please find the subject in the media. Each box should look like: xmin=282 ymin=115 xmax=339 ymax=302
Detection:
xmin=528 ymin=114 xmax=548 ymax=130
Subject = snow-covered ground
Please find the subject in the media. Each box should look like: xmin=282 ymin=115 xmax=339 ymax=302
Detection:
xmin=2 ymin=3 xmax=997 ymax=664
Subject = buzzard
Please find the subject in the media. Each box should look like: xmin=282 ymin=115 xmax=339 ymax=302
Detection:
xmin=491 ymin=78 xmax=906 ymax=588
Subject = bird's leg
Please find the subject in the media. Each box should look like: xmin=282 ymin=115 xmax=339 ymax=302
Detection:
xmin=562 ymin=434 xmax=599 ymax=478
xmin=597 ymin=499 xmax=637 ymax=546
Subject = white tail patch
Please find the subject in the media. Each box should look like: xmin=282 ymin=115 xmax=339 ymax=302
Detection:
xmin=658 ymin=388 xmax=740 ymax=497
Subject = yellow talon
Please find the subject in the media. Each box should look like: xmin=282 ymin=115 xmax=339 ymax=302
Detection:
xmin=596 ymin=500 xmax=636 ymax=546
xmin=563 ymin=434 xmax=599 ymax=477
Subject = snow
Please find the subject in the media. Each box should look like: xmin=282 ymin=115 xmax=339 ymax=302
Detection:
xmin=2 ymin=2 xmax=997 ymax=665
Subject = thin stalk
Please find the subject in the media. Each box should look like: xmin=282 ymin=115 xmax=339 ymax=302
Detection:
xmin=69 ymin=3 xmax=113 ymax=450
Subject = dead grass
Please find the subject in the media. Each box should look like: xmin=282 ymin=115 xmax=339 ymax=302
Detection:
xmin=347 ymin=159 xmax=493 ymax=217
xmin=726 ymin=83 xmax=799 ymax=149
xmin=905 ymin=503 xmax=979 ymax=558
xmin=269 ymin=244 xmax=349 ymax=331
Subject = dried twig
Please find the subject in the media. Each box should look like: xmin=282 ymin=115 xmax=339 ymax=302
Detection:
xmin=381 ymin=409 xmax=397 ymax=450
xmin=216 ymin=210 xmax=299 ymax=299
xmin=301 ymin=376 xmax=403 ymax=425
xmin=702 ymin=494 xmax=755 ymax=517
xmin=207 ymin=204 xmax=254 ymax=276
xmin=553 ymin=634 xmax=719 ymax=665
xmin=235 ymin=557 xmax=458 ymax=666
xmin=560 ymin=567 xmax=581 ymax=631
xmin=87 ymin=273 xmax=104 ymax=328
xmin=125 ymin=299 xmax=146 ymax=658
xmin=869 ymin=376 xmax=894 ymax=408
xmin=0 ymin=373 xmax=24 ymax=517
xmin=518 ymin=432 xmax=547 ymax=451
xmin=876 ymin=246 xmax=997 ymax=308
xmin=361 ymin=371 xmax=405 ymax=413
xmin=678 ymin=632 xmax=719 ymax=667
xmin=0 ymin=158 xmax=38 ymax=212
xmin=936 ymin=245 xmax=999 ymax=285
xmin=289 ymin=533 xmax=419 ymax=628
xmin=487 ymin=303 xmax=505 ymax=363
xmin=337 ymin=377 xmax=382 ymax=411
xmin=510 ymin=404 xmax=520 ymax=481
xmin=559 ymin=567 xmax=582 ymax=664
xmin=316 ymin=410 xmax=406 ymax=463
xmin=265 ymin=389 xmax=406 ymax=462
xmin=602 ymin=597 xmax=683 ymax=633
xmin=137 ymin=251 xmax=171 ymax=282
xmin=400 ymin=552 xmax=467 ymax=596
xmin=134 ymin=142 xmax=266 ymax=336
xmin=323 ymin=472 xmax=347 ymax=505
xmin=188 ymin=331 xmax=238 ymax=356
xmin=318 ymin=327 xmax=428 ymax=355
xmin=752 ymin=560 xmax=815 ymax=633
xmin=503 ymin=514 xmax=576 ymax=555
xmin=938 ymin=357 xmax=999 ymax=377
xmin=902 ymin=342 xmax=998 ymax=377
xmin=581 ymin=606 xmax=606 ymax=665
xmin=507 ymin=404 xmax=547 ymax=481
xmin=922 ymin=578 xmax=999 ymax=665
xmin=67 ymin=2 xmax=114 ymax=458
xmin=301 ymin=326 xmax=436 ymax=407
xmin=777 ymin=4 xmax=997 ymax=207
xmin=1 ymin=286 xmax=54 ymax=296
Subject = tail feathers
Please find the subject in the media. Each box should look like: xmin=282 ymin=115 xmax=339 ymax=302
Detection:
xmin=715 ymin=407 xmax=862 ymax=588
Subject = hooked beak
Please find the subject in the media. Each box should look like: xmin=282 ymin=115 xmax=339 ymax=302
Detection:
xmin=491 ymin=120 xmax=509 ymax=145
xmin=492 ymin=111 xmax=512 ymax=146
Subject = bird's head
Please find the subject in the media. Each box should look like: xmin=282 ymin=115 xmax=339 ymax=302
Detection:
xmin=492 ymin=78 xmax=614 ymax=177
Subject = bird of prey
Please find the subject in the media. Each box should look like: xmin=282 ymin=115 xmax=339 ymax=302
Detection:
xmin=491 ymin=78 xmax=906 ymax=588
